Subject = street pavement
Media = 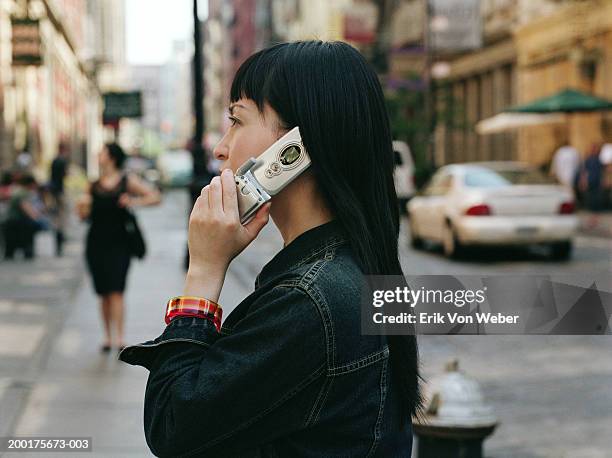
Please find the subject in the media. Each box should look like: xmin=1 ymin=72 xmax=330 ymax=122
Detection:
xmin=0 ymin=190 xmax=610 ymax=457
xmin=398 ymin=217 xmax=612 ymax=458
xmin=577 ymin=210 xmax=612 ymax=239
xmin=0 ymin=221 xmax=84 ymax=445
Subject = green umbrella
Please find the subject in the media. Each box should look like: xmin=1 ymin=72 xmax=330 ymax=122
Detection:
xmin=507 ymin=88 xmax=612 ymax=113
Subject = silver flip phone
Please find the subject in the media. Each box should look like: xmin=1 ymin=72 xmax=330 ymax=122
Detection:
xmin=235 ymin=126 xmax=311 ymax=224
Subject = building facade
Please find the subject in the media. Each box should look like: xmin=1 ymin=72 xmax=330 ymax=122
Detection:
xmin=0 ymin=0 xmax=97 ymax=175
xmin=513 ymin=0 xmax=612 ymax=164
xmin=127 ymin=64 xmax=163 ymax=139
xmin=0 ymin=0 xmax=126 ymax=178
xmin=259 ymin=0 xmax=611 ymax=167
xmin=159 ymin=39 xmax=193 ymax=149
xmin=204 ymin=0 xmax=232 ymax=139
xmin=203 ymin=0 xmax=273 ymax=144
xmin=406 ymin=0 xmax=612 ymax=166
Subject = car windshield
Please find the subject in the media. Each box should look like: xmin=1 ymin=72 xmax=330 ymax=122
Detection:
xmin=464 ymin=167 xmax=557 ymax=187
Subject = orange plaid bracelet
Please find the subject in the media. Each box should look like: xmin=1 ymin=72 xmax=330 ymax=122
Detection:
xmin=165 ymin=296 xmax=223 ymax=331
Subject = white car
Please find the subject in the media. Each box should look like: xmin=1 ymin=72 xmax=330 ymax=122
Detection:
xmin=393 ymin=140 xmax=415 ymax=212
xmin=407 ymin=162 xmax=579 ymax=259
xmin=157 ymin=149 xmax=193 ymax=187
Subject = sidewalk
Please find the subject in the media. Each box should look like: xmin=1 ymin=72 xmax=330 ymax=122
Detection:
xmin=577 ymin=210 xmax=612 ymax=239
xmin=0 ymin=222 xmax=85 ymax=441
xmin=1 ymin=190 xmax=281 ymax=457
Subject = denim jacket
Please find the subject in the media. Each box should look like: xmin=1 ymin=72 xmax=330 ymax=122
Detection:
xmin=119 ymin=221 xmax=413 ymax=457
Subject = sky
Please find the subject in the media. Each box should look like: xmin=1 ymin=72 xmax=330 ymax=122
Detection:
xmin=125 ymin=0 xmax=208 ymax=65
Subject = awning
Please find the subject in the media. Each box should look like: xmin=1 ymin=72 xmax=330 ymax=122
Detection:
xmin=506 ymin=88 xmax=612 ymax=113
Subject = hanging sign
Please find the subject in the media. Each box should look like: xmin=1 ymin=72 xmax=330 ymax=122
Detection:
xmin=11 ymin=18 xmax=43 ymax=66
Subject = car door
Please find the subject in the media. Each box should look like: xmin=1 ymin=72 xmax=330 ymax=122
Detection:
xmin=416 ymin=171 xmax=454 ymax=241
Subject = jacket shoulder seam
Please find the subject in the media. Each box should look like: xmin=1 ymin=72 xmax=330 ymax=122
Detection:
xmin=274 ymin=282 xmax=337 ymax=371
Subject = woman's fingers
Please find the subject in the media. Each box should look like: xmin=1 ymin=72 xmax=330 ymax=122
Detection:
xmin=209 ymin=177 xmax=222 ymax=212
xmin=220 ymin=169 xmax=239 ymax=218
xmin=199 ymin=185 xmax=209 ymax=209
xmin=244 ymin=202 xmax=271 ymax=238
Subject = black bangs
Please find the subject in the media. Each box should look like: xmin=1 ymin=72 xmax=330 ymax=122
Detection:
xmin=229 ymin=44 xmax=286 ymax=111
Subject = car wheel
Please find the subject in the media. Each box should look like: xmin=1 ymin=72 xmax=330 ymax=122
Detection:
xmin=550 ymin=241 xmax=572 ymax=260
xmin=409 ymin=216 xmax=423 ymax=249
xmin=442 ymin=223 xmax=463 ymax=259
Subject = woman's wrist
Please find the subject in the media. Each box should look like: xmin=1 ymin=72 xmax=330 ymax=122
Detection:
xmin=184 ymin=262 xmax=228 ymax=303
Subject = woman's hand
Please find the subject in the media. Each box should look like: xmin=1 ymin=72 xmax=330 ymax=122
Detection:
xmin=184 ymin=169 xmax=270 ymax=301
xmin=76 ymin=194 xmax=92 ymax=221
xmin=118 ymin=193 xmax=132 ymax=208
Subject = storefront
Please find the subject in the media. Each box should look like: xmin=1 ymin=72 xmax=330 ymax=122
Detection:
xmin=0 ymin=0 xmax=103 ymax=177
xmin=514 ymin=0 xmax=612 ymax=164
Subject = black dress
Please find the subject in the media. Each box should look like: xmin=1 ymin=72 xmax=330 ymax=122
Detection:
xmin=85 ymin=175 xmax=131 ymax=295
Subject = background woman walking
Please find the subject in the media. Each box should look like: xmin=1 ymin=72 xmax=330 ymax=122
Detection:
xmin=77 ymin=143 xmax=161 ymax=352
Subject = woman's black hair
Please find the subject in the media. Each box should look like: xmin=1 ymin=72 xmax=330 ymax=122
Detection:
xmin=231 ymin=41 xmax=421 ymax=418
xmin=105 ymin=142 xmax=127 ymax=169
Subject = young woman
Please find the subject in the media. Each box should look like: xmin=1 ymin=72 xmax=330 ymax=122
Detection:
xmin=78 ymin=143 xmax=161 ymax=352
xmin=120 ymin=41 xmax=421 ymax=457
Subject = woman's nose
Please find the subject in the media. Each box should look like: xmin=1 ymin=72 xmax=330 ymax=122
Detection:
xmin=213 ymin=140 xmax=229 ymax=161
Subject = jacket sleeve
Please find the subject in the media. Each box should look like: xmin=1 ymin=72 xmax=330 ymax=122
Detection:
xmin=119 ymin=285 xmax=327 ymax=457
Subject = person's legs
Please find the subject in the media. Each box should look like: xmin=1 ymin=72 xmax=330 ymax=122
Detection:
xmin=23 ymin=232 xmax=34 ymax=259
xmin=3 ymin=221 xmax=16 ymax=259
xmin=585 ymin=188 xmax=603 ymax=229
xmin=55 ymin=231 xmax=64 ymax=256
xmin=109 ymin=292 xmax=125 ymax=349
xmin=99 ymin=295 xmax=112 ymax=351
xmin=54 ymin=193 xmax=66 ymax=257
xmin=21 ymin=218 xmax=37 ymax=259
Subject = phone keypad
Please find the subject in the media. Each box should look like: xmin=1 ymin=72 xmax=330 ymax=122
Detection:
xmin=264 ymin=162 xmax=283 ymax=179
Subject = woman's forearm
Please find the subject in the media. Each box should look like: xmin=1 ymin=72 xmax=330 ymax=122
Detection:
xmin=132 ymin=191 xmax=161 ymax=208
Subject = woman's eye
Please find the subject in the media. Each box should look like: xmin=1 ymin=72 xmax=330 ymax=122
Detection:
xmin=228 ymin=116 xmax=239 ymax=127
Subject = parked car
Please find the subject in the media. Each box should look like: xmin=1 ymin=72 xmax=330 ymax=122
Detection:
xmin=392 ymin=140 xmax=415 ymax=212
xmin=157 ymin=149 xmax=193 ymax=188
xmin=407 ymin=161 xmax=579 ymax=259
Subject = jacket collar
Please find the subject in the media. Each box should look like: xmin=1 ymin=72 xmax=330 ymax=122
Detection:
xmin=256 ymin=220 xmax=347 ymax=288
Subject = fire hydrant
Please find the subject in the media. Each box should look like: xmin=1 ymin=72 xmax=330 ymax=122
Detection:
xmin=413 ymin=360 xmax=498 ymax=458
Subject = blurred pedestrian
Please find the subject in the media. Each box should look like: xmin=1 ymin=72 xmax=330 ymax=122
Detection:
xmin=77 ymin=143 xmax=161 ymax=353
xmin=49 ymin=142 xmax=69 ymax=256
xmin=0 ymin=171 xmax=15 ymax=255
xmin=582 ymin=143 xmax=604 ymax=210
xmin=599 ymin=143 xmax=612 ymax=209
xmin=579 ymin=143 xmax=604 ymax=229
xmin=119 ymin=41 xmax=420 ymax=456
xmin=550 ymin=143 xmax=580 ymax=188
xmin=3 ymin=174 xmax=48 ymax=259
